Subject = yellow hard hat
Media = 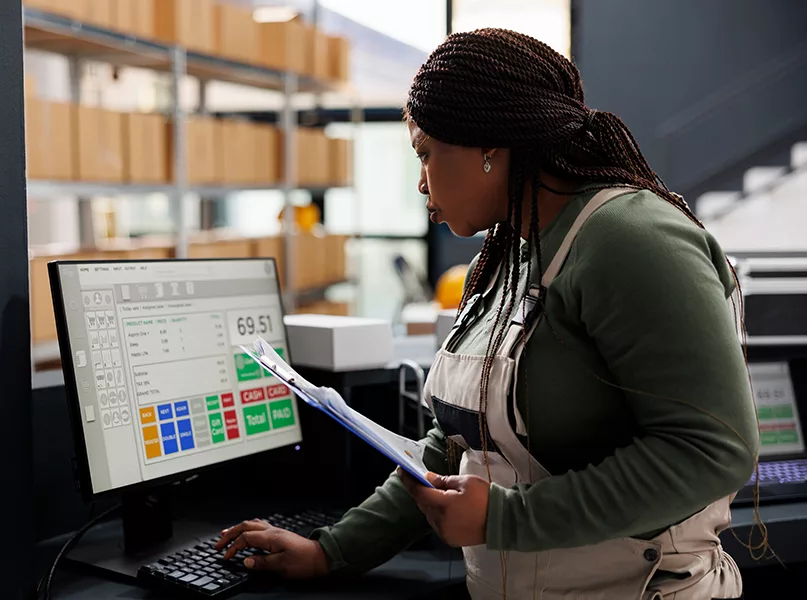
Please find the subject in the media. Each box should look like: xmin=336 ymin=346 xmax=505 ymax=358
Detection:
xmin=278 ymin=204 xmax=321 ymax=233
xmin=435 ymin=264 xmax=468 ymax=310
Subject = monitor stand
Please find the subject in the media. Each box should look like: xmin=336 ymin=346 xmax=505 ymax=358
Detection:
xmin=66 ymin=487 xmax=220 ymax=582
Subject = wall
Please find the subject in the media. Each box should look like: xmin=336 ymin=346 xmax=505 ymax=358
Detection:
xmin=573 ymin=0 xmax=807 ymax=201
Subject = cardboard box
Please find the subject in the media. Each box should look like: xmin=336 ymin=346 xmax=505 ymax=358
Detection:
xmin=31 ymin=0 xmax=85 ymax=20
xmin=114 ymin=0 xmax=155 ymax=38
xmin=311 ymin=28 xmax=330 ymax=81
xmin=282 ymin=314 xmax=393 ymax=371
xmin=169 ymin=116 xmax=220 ymax=184
xmin=155 ymin=0 xmax=215 ymax=53
xmin=258 ymin=20 xmax=306 ymax=74
xmin=252 ymin=236 xmax=285 ymax=286
xmin=328 ymin=137 xmax=350 ymax=186
xmin=327 ymin=35 xmax=350 ymax=82
xmin=296 ymin=128 xmax=328 ymax=186
xmin=123 ymin=113 xmax=167 ymax=183
xmin=294 ymin=231 xmax=329 ymax=289
xmin=295 ymin=301 xmax=349 ymax=317
xmin=214 ymin=3 xmax=259 ymax=64
xmin=188 ymin=233 xmax=253 ymax=259
xmin=82 ymin=0 xmax=115 ymax=28
xmin=324 ymin=234 xmax=347 ymax=283
xmin=252 ymin=123 xmax=280 ymax=184
xmin=218 ymin=120 xmax=255 ymax=184
xmin=26 ymin=99 xmax=75 ymax=180
xmin=75 ymin=105 xmax=124 ymax=182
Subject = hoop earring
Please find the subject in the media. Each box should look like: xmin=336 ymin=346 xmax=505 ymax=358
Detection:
xmin=483 ymin=155 xmax=492 ymax=173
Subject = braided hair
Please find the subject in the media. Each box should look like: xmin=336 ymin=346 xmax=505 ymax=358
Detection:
xmin=407 ymin=28 xmax=769 ymax=565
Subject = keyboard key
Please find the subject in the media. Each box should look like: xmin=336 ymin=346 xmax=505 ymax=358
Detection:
xmin=203 ymin=583 xmax=222 ymax=592
xmin=179 ymin=573 xmax=199 ymax=584
xmin=158 ymin=557 xmax=174 ymax=565
xmin=190 ymin=576 xmax=214 ymax=588
xmin=167 ymin=570 xmax=184 ymax=580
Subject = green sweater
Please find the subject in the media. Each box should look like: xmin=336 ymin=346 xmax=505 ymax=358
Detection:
xmin=312 ymin=188 xmax=758 ymax=574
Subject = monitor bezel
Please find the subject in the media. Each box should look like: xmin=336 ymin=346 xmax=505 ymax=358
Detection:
xmin=48 ymin=257 xmax=302 ymax=502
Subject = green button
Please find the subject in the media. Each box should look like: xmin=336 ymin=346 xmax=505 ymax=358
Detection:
xmin=760 ymin=431 xmax=778 ymax=445
xmin=243 ymin=404 xmax=271 ymax=436
xmin=778 ymin=429 xmax=799 ymax=444
xmin=773 ymin=405 xmax=794 ymax=419
xmin=234 ymin=353 xmax=263 ymax=382
xmin=209 ymin=412 xmax=225 ymax=444
xmin=757 ymin=407 xmax=774 ymax=420
xmin=269 ymin=398 xmax=295 ymax=429
xmin=262 ymin=348 xmax=285 ymax=378
xmin=206 ymin=395 xmax=220 ymax=411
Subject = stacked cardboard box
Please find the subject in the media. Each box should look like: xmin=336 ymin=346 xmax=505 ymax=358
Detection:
xmin=328 ymin=138 xmax=351 ymax=186
xmin=214 ymin=2 xmax=259 ymax=64
xmin=327 ymin=36 xmax=350 ymax=83
xmin=296 ymin=128 xmax=329 ymax=186
xmin=123 ymin=113 xmax=167 ymax=183
xmin=166 ymin=115 xmax=220 ymax=185
xmin=74 ymin=105 xmax=124 ymax=182
xmin=187 ymin=231 xmax=253 ymax=259
xmin=25 ymin=97 xmax=75 ymax=180
xmin=252 ymin=236 xmax=285 ymax=287
xmin=154 ymin=0 xmax=215 ymax=54
xmin=252 ymin=123 xmax=281 ymax=184
xmin=258 ymin=19 xmax=306 ymax=74
xmin=113 ymin=0 xmax=155 ymax=38
xmin=218 ymin=120 xmax=256 ymax=184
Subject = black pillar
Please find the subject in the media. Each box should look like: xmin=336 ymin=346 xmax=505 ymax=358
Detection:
xmin=0 ymin=1 xmax=34 ymax=598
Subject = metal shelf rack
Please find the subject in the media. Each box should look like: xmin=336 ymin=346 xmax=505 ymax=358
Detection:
xmin=23 ymin=6 xmax=360 ymax=314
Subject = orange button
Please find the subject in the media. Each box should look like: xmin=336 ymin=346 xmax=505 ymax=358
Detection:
xmin=140 ymin=407 xmax=156 ymax=424
xmin=143 ymin=425 xmax=161 ymax=459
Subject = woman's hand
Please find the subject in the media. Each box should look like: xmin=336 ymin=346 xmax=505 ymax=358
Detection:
xmin=398 ymin=469 xmax=490 ymax=547
xmin=215 ymin=519 xmax=329 ymax=579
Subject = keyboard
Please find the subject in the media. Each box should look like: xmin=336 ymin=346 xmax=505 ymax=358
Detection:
xmin=749 ymin=459 xmax=807 ymax=485
xmin=733 ymin=459 xmax=807 ymax=506
xmin=137 ymin=509 xmax=340 ymax=597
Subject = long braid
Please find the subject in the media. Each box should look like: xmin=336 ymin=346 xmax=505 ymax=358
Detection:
xmin=406 ymin=27 xmax=769 ymax=587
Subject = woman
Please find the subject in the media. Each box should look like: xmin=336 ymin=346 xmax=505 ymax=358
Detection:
xmin=217 ymin=29 xmax=760 ymax=599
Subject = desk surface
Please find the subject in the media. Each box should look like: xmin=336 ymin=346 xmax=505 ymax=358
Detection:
xmin=54 ymin=549 xmax=465 ymax=600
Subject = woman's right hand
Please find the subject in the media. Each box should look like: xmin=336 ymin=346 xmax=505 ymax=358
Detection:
xmin=214 ymin=519 xmax=329 ymax=579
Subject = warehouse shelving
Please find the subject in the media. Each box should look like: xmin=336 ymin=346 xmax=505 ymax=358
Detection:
xmin=23 ymin=5 xmax=362 ymax=376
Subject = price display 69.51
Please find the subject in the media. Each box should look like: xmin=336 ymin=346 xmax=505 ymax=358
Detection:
xmin=227 ymin=307 xmax=282 ymax=347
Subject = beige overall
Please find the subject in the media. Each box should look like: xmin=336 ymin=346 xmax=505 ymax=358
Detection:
xmin=423 ymin=188 xmax=743 ymax=599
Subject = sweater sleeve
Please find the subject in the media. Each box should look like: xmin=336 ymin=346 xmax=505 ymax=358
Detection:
xmin=485 ymin=192 xmax=758 ymax=552
xmin=312 ymin=422 xmax=451 ymax=575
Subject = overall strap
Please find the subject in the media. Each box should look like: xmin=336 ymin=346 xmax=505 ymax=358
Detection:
xmin=442 ymin=262 xmax=501 ymax=353
xmin=498 ymin=187 xmax=636 ymax=358
xmin=541 ymin=187 xmax=636 ymax=288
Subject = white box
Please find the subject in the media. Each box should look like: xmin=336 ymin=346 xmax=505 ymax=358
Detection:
xmin=283 ymin=314 xmax=393 ymax=371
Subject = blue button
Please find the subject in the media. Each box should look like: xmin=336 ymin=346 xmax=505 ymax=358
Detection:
xmin=157 ymin=404 xmax=173 ymax=421
xmin=160 ymin=422 xmax=178 ymax=454
xmin=177 ymin=419 xmax=194 ymax=451
xmin=174 ymin=401 xmax=190 ymax=418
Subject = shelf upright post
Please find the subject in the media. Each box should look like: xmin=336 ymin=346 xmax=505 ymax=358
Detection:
xmin=170 ymin=46 xmax=189 ymax=259
xmin=281 ymin=71 xmax=299 ymax=312
xmin=68 ymin=56 xmax=95 ymax=247
xmin=349 ymin=99 xmax=364 ymax=315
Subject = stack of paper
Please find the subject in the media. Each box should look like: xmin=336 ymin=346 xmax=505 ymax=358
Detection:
xmin=241 ymin=337 xmax=433 ymax=487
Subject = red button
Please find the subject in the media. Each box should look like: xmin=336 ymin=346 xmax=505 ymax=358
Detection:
xmin=240 ymin=388 xmax=266 ymax=404
xmin=224 ymin=410 xmax=240 ymax=439
xmin=221 ymin=393 xmax=234 ymax=408
xmin=266 ymin=383 xmax=290 ymax=399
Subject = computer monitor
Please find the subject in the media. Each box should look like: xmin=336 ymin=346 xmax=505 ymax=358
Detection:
xmin=749 ymin=361 xmax=806 ymax=459
xmin=49 ymin=258 xmax=302 ymax=499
